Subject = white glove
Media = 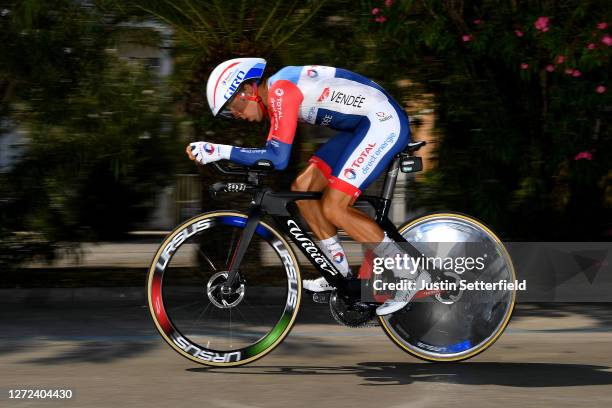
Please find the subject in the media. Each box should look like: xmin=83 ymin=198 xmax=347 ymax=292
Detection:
xmin=188 ymin=142 xmax=232 ymax=165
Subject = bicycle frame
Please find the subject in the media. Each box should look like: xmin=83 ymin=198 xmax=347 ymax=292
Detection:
xmin=219 ymin=154 xmax=425 ymax=300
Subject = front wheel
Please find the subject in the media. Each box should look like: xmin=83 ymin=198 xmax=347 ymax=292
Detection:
xmin=378 ymin=212 xmax=516 ymax=362
xmin=147 ymin=211 xmax=301 ymax=367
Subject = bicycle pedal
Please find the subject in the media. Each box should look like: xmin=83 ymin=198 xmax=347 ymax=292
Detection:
xmin=312 ymin=292 xmax=331 ymax=304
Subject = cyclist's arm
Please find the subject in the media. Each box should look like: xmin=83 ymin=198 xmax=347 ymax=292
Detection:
xmin=229 ymin=80 xmax=303 ymax=170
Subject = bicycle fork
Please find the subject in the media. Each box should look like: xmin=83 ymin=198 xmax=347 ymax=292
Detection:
xmin=221 ymin=198 xmax=263 ymax=294
xmin=221 ymin=189 xmax=354 ymax=297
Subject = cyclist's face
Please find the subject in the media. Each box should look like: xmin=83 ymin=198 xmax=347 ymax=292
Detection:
xmin=226 ymin=84 xmax=263 ymax=122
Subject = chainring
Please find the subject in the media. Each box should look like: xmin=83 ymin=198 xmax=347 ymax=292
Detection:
xmin=329 ymin=290 xmax=379 ymax=328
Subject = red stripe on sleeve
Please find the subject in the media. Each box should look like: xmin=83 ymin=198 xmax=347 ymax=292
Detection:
xmin=267 ymin=80 xmax=304 ymax=144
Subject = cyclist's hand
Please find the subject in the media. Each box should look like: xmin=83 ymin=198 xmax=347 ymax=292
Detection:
xmin=187 ymin=142 xmax=230 ymax=165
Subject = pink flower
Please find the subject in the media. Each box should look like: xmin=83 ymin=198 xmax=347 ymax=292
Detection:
xmin=473 ymin=19 xmax=482 ymax=25
xmin=574 ymin=151 xmax=593 ymax=161
xmin=384 ymin=0 xmax=394 ymax=7
xmin=587 ymin=43 xmax=596 ymax=49
xmin=572 ymin=70 xmax=582 ymax=77
xmin=535 ymin=16 xmax=550 ymax=32
xmin=462 ymin=34 xmax=472 ymax=42
xmin=515 ymin=30 xmax=524 ymax=37
xmin=596 ymin=85 xmax=607 ymax=94
xmin=597 ymin=22 xmax=608 ymax=29
xmin=520 ymin=63 xmax=529 ymax=70
xmin=565 ymin=68 xmax=574 ymax=75
xmin=371 ymin=7 xmax=380 ymax=15
xmin=556 ymin=55 xmax=565 ymax=64
xmin=602 ymin=34 xmax=612 ymax=46
xmin=546 ymin=65 xmax=555 ymax=72
xmin=374 ymin=16 xmax=387 ymax=23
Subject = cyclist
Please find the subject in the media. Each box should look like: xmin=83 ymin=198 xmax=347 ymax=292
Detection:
xmin=187 ymin=58 xmax=430 ymax=315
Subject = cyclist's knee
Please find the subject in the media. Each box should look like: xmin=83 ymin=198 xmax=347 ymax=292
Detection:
xmin=321 ymin=193 xmax=349 ymax=226
xmin=291 ymin=177 xmax=307 ymax=192
xmin=292 ymin=164 xmax=327 ymax=192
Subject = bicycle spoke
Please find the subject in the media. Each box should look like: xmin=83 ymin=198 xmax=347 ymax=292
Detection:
xmin=234 ymin=304 xmax=254 ymax=328
xmin=148 ymin=212 xmax=300 ymax=366
xmin=187 ymin=300 xmax=213 ymax=334
xmin=198 ymin=248 xmax=217 ymax=272
xmin=167 ymin=300 xmax=204 ymax=313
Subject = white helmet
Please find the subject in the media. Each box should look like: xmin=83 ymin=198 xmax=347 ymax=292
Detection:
xmin=206 ymin=58 xmax=267 ymax=117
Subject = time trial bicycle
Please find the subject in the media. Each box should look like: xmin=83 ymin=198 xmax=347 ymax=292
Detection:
xmin=146 ymin=140 xmax=516 ymax=367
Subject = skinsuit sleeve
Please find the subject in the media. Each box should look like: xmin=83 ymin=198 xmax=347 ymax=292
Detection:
xmin=229 ymin=80 xmax=304 ymax=170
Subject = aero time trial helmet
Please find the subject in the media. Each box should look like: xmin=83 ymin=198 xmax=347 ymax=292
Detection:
xmin=206 ymin=58 xmax=267 ymax=117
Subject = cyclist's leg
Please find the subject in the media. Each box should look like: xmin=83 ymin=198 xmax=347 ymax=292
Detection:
xmin=321 ymin=188 xmax=384 ymax=242
xmin=321 ymin=99 xmax=410 ymax=243
xmin=291 ymin=164 xmax=335 ymax=239
xmin=320 ymin=101 xmax=430 ymax=314
xmin=292 ymin=131 xmax=353 ymax=240
xmin=294 ymin=131 xmax=355 ymax=284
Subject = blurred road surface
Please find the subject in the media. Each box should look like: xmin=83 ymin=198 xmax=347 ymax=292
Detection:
xmin=1 ymin=294 xmax=611 ymax=408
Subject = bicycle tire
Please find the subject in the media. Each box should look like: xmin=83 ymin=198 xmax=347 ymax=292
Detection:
xmin=147 ymin=211 xmax=302 ymax=367
xmin=378 ymin=212 xmax=516 ymax=362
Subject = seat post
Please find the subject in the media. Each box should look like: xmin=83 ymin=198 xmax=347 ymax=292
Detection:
xmin=381 ymin=156 xmax=401 ymax=201
xmin=377 ymin=141 xmax=425 ymax=220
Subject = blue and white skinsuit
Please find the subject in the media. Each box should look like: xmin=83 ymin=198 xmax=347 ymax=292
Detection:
xmin=228 ymin=65 xmax=411 ymax=200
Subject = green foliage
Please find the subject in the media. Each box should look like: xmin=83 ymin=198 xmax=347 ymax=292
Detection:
xmin=119 ymin=0 xmax=364 ymax=206
xmin=119 ymin=0 xmax=330 ymax=57
xmin=2 ymin=0 xmax=608 ymax=259
xmin=7 ymin=61 xmax=177 ymax=241
xmin=364 ymin=0 xmax=611 ymax=239
xmin=1 ymin=1 xmax=180 ymax=248
xmin=112 ymin=0 xmax=339 ymax=119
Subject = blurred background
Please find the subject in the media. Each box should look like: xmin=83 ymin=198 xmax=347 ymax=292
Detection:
xmin=0 ymin=0 xmax=610 ymax=286
xmin=2 ymin=4 xmax=612 ymax=405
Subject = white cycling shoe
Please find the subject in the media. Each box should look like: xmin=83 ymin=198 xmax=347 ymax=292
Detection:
xmin=303 ymin=277 xmax=333 ymax=292
xmin=376 ymin=271 xmax=431 ymax=316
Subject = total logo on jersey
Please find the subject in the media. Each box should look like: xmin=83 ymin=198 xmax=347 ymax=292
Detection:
xmin=270 ymin=91 xmax=284 ymax=130
xmin=343 ymin=168 xmax=357 ymax=179
xmin=342 ymin=134 xmax=397 ymax=178
xmin=332 ymin=252 xmax=345 ymax=264
xmin=349 ymin=143 xmax=377 ymax=171
xmin=361 ymin=133 xmax=397 ymax=174
xmin=306 ymin=68 xmax=318 ymax=78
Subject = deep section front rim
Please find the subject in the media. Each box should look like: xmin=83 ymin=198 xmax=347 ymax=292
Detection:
xmin=147 ymin=211 xmax=302 ymax=366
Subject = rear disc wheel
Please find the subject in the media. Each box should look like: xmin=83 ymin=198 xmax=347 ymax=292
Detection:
xmin=378 ymin=212 xmax=516 ymax=362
